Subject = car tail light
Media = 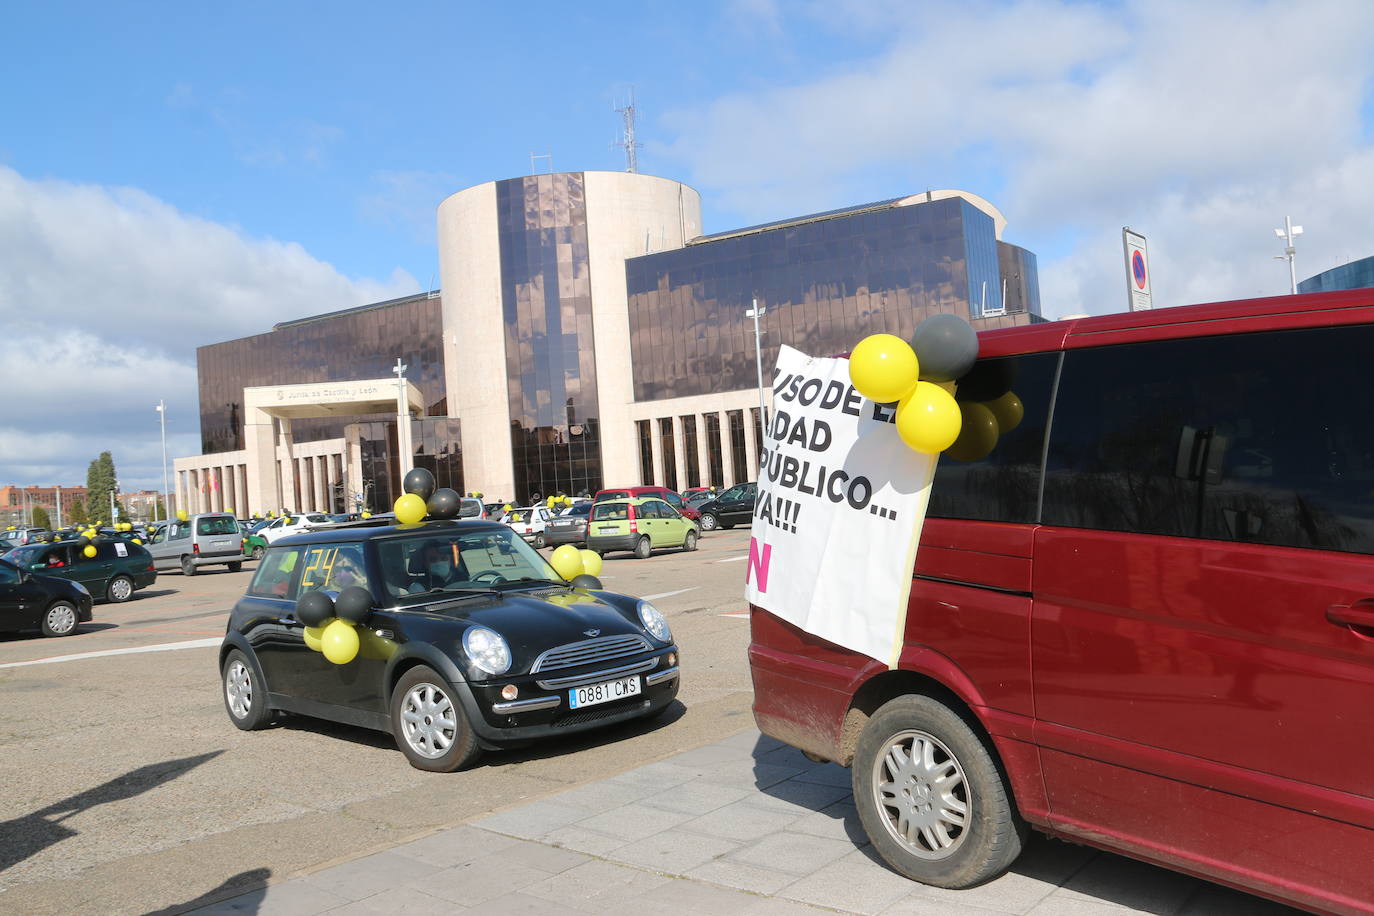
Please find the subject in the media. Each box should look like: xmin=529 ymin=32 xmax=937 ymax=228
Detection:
xmin=193 ymin=544 xmax=200 ymax=555
xmin=147 ymin=563 xmax=156 ymax=572
xmin=628 ymin=505 xmax=638 ymax=533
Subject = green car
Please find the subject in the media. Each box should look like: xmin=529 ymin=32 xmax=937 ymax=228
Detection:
xmin=242 ymin=532 xmax=268 ymax=560
xmin=3 ymin=538 xmax=158 ymax=603
xmin=586 ymin=497 xmax=699 ymax=559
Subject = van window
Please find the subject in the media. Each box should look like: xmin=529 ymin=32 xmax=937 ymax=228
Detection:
xmin=1043 ymin=325 xmax=1374 ymax=554
xmin=928 ymin=353 xmax=1059 ymax=524
xmin=197 ymin=516 xmax=239 ymax=536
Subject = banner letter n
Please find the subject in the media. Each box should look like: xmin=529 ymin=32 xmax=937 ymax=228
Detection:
xmin=746 ymin=537 xmax=772 ymax=593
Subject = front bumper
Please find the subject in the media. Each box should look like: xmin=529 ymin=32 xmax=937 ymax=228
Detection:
xmin=586 ymin=532 xmax=639 ymax=554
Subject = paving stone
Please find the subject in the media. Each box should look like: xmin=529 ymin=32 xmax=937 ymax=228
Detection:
xmin=727 ymin=832 xmax=856 ymax=876
xmin=746 ymin=778 xmax=854 ymax=814
xmin=324 ymin=887 xmax=462 ymax=915
xmin=1047 ymin=853 xmax=1202 ymax=914
xmin=879 ymin=893 xmax=1015 ymax=915
xmin=540 ymin=823 xmax=633 ymax=856
xmin=607 ymin=828 xmax=742 ymax=873
xmin=392 ymin=825 xmax=522 ymax=868
xmin=522 ymin=859 xmax=673 ymax=911
xmin=187 ymin=881 xmax=351 ymax=915
xmin=599 ymin=760 xmax=703 ymax=792
xmin=702 ymin=759 xmax=806 ymax=790
xmin=714 ymin=729 xmax=785 ymax=755
xmin=1175 ymin=883 xmax=1304 ymax=915
xmin=685 ymin=858 xmax=799 ymax=895
xmin=460 ymin=891 xmax=583 ymax=914
xmin=663 ymin=741 xmax=759 ymax=768
xmin=298 ymin=850 xmax=442 ymax=901
xmin=680 ymin=799 xmax=807 ymax=842
xmin=790 ymin=762 xmax=853 ymax=787
xmin=477 ymin=838 xmax=591 ymax=874
xmin=599 ymin=877 xmax=770 ymax=915
xmin=754 ymin=744 xmax=829 ymax=773
xmin=471 ymin=800 xmax=588 ymax=840
xmin=637 ymin=778 xmax=754 ymax=816
xmin=421 ymin=859 xmax=551 ymax=905
xmin=901 ymin=869 xmax=1061 ymax=915
xmin=576 ymin=800 xmax=694 ymax=841
xmin=786 ymin=799 xmax=869 ymax=846
xmin=547 ymin=778 xmax=660 ymax=812
xmin=742 ymin=899 xmax=840 ymax=915
xmin=776 ymin=848 xmax=920 ymax=914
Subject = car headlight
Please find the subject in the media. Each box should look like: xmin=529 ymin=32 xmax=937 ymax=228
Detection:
xmin=463 ymin=626 xmax=512 ymax=676
xmin=638 ymin=601 xmax=671 ymax=643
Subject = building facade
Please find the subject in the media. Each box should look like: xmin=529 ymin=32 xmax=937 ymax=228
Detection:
xmin=178 ymin=174 xmax=1041 ymax=514
xmin=1300 ymin=255 xmax=1374 ymax=294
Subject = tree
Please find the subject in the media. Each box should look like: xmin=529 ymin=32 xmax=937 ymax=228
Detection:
xmin=85 ymin=451 xmax=126 ymax=524
xmin=31 ymin=506 xmax=51 ymax=529
xmin=67 ymin=500 xmax=89 ymax=528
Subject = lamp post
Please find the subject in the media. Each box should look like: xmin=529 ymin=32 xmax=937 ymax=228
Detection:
xmin=156 ymin=400 xmax=169 ymax=522
xmin=744 ymin=298 xmax=768 ymax=468
xmin=392 ymin=358 xmax=413 ymax=480
xmin=1274 ymin=216 xmax=1303 ymax=295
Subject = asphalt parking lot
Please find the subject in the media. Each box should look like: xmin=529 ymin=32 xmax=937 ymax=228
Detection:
xmin=0 ymin=526 xmax=1300 ymax=915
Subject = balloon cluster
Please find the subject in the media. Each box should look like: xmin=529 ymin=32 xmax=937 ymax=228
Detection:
xmin=545 ymin=495 xmax=574 ymax=510
xmin=297 ymin=586 xmax=374 ymax=665
xmin=548 ymin=544 xmax=604 ymax=588
xmin=393 ymin=468 xmax=468 ymax=524
xmin=850 ymin=314 xmax=1015 ymax=459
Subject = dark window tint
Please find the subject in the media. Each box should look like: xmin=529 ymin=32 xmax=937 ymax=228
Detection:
xmin=1043 ymin=325 xmax=1374 ymax=554
xmin=928 ymin=353 xmax=1059 ymax=524
xmin=639 ymin=501 xmax=661 ymax=519
xmin=248 ymin=548 xmax=303 ymax=599
xmin=0 ymin=561 xmax=19 ymax=584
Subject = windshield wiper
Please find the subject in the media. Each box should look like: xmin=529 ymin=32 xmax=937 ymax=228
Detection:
xmin=494 ymin=577 xmax=569 ymax=589
xmin=408 ymin=585 xmax=500 ymax=599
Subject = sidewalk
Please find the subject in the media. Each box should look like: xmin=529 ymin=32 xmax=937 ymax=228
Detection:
xmin=189 ymin=730 xmax=1298 ymax=915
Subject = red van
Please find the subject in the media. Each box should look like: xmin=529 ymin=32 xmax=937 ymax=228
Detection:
xmin=749 ymin=289 xmax=1374 ymax=916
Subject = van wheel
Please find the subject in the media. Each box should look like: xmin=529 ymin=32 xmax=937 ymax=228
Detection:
xmin=391 ymin=666 xmax=481 ymax=772
xmin=633 ymin=536 xmax=652 ymax=559
xmin=181 ymin=556 xmax=196 ymax=577
xmin=228 ymin=561 xmax=243 ymax=573
xmin=683 ymin=530 xmax=698 ymax=551
xmin=853 ymin=695 xmax=1026 ymax=889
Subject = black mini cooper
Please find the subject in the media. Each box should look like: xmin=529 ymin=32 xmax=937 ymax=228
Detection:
xmin=219 ymin=519 xmax=680 ymax=771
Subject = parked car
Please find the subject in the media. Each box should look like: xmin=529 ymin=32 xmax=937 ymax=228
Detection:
xmin=218 ymin=518 xmax=681 ymax=771
xmin=593 ymin=486 xmax=701 ymax=524
xmin=147 ymin=512 xmax=244 ymax=576
xmin=749 ymin=290 xmax=1374 ymax=915
xmin=242 ymin=531 xmax=268 ymax=561
xmin=3 ymin=538 xmax=156 ymax=603
xmin=685 ymin=491 xmax=717 ymax=510
xmin=545 ymin=502 xmax=594 ymax=547
xmin=693 ymin=482 xmax=756 ymax=531
xmin=586 ymin=497 xmax=698 ymax=559
xmin=2 ymin=527 xmax=50 ymax=549
xmin=261 ymin=513 xmax=332 ymax=545
xmin=504 ymin=505 xmax=554 ymax=548
xmin=458 ymin=497 xmax=487 ymax=519
xmin=0 ymin=557 xmax=93 ymax=637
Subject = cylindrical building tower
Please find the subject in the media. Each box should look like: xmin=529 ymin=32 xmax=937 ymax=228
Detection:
xmin=436 ymin=171 xmax=702 ymax=503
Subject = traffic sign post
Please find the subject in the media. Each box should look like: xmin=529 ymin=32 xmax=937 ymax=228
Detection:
xmin=1123 ymin=227 xmax=1152 ymax=311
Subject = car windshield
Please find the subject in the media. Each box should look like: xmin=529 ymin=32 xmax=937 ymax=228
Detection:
xmin=376 ymin=527 xmax=561 ymax=601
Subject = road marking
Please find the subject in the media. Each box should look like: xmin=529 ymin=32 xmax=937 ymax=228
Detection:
xmin=716 ymin=555 xmax=749 ymax=563
xmin=0 ymin=637 xmax=221 ymax=669
xmin=719 ymin=611 xmax=750 ymax=619
xmin=641 ymin=587 xmax=699 ymax=601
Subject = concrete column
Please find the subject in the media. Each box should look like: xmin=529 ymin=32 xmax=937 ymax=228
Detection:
xmin=243 ymin=418 xmax=279 ymax=515
xmin=279 ymin=419 xmax=297 ymax=512
xmin=744 ymin=410 xmax=760 ymax=482
xmin=696 ymin=415 xmax=710 ymax=491
xmin=317 ymin=455 xmax=329 ymax=512
xmin=346 ymin=429 xmax=364 ymax=512
xmin=671 ymin=416 xmax=687 ymax=491
xmin=649 ymin=418 xmax=665 ymax=487
xmin=722 ymin=413 xmax=738 ymax=487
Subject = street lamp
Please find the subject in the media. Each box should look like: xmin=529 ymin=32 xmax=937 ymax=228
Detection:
xmin=744 ymin=298 xmax=768 ymax=457
xmin=156 ymin=400 xmax=169 ymax=522
xmin=1274 ymin=216 xmax=1303 ymax=295
xmin=392 ymin=358 xmax=413 ymax=479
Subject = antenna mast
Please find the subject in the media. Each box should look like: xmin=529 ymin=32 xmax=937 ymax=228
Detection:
xmin=614 ymin=88 xmax=643 ymax=173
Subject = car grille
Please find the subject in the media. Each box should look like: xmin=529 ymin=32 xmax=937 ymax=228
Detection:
xmin=531 ymin=634 xmax=651 ymax=673
xmin=555 ymin=699 xmax=651 ymax=728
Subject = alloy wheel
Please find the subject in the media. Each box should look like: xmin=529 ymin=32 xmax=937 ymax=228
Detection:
xmin=225 ymin=660 xmax=253 ymax=719
xmin=399 ymin=682 xmax=457 ymax=759
xmin=871 ymin=729 xmax=970 ymax=860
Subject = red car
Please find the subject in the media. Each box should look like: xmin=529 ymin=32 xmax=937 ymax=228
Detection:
xmin=750 ymin=288 xmax=1374 ymax=916
xmin=594 ymin=486 xmax=700 ymax=523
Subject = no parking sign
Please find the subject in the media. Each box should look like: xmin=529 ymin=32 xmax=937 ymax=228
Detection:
xmin=1123 ymin=227 xmax=1152 ymax=311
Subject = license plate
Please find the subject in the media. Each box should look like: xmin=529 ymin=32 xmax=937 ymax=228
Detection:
xmin=569 ymin=675 xmax=641 ymax=709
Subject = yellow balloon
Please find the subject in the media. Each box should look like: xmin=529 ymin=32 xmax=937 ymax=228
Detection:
xmin=946 ymin=402 xmax=1000 ymax=461
xmin=83 ymin=545 xmax=97 ymax=558
xmin=502 ymin=504 xmax=513 ymax=513
xmin=393 ymin=493 xmax=427 ymax=525
xmin=361 ymin=511 xmax=372 ymax=518
xmin=132 ymin=538 xmax=143 ymax=545
xmin=849 ymin=334 xmax=919 ymax=404
xmin=894 ymin=382 xmax=963 ymax=454
xmin=177 ymin=510 xmax=187 ymax=521
xmin=578 ymin=549 xmax=602 ymax=577
xmin=546 ymin=496 xmax=556 ymax=508
xmin=302 ymin=625 xmax=325 ymax=652
xmin=549 ymin=544 xmax=585 ymax=580
xmin=321 ymin=619 xmax=360 ymax=664
xmin=984 ymin=391 xmax=1023 ymax=434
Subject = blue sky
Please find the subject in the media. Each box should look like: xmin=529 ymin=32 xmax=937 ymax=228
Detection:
xmin=3 ymin=0 xmax=1374 ymax=491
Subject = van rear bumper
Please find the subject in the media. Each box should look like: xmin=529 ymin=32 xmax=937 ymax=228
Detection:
xmin=749 ymin=643 xmax=853 ymax=764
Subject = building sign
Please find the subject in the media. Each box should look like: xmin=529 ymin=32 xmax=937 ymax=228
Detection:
xmin=273 ymin=384 xmax=384 ymax=403
xmin=743 ymin=345 xmax=937 ymax=667
xmin=1123 ymin=227 xmax=1152 ymax=311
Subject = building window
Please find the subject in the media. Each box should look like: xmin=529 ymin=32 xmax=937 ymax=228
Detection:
xmin=681 ymin=416 xmax=701 ymax=489
xmin=704 ymin=413 xmax=725 ymax=488
xmin=637 ymin=420 xmax=654 ymax=486
xmin=727 ymin=410 xmax=748 ymax=484
xmin=659 ymin=418 xmax=678 ymax=491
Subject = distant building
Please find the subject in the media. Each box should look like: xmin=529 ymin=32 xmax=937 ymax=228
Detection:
xmin=0 ymin=484 xmax=88 ymax=527
xmin=176 ymin=174 xmax=1042 ymax=515
xmin=120 ymin=489 xmax=169 ymax=522
xmin=1299 ymin=255 xmax=1374 ymax=294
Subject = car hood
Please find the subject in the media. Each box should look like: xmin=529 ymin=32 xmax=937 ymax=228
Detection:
xmin=419 ymin=587 xmax=648 ymax=662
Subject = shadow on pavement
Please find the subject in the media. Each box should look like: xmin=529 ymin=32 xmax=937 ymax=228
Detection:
xmin=146 ymin=867 xmax=271 ymax=915
xmin=0 ymin=750 xmax=224 ymax=875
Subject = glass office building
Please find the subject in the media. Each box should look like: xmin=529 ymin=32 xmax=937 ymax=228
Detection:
xmin=1299 ymin=255 xmax=1374 ymax=294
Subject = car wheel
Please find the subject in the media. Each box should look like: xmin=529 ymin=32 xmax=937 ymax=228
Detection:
xmin=699 ymin=513 xmax=718 ymax=531
xmin=853 ymin=695 xmax=1026 ymax=889
xmin=633 ymin=536 xmax=652 ymax=559
xmin=391 ymin=666 xmax=481 ymax=772
xmin=222 ymin=650 xmax=272 ymax=730
xmin=683 ymin=530 xmax=698 ymax=551
xmin=41 ymin=601 xmax=80 ymax=637
xmin=181 ymin=556 xmax=196 ymax=577
xmin=534 ymin=532 xmax=546 ymax=549
xmin=251 ymin=545 xmax=265 ymax=560
xmin=106 ymin=575 xmax=134 ymax=603
xmin=228 ymin=561 xmax=243 ymax=573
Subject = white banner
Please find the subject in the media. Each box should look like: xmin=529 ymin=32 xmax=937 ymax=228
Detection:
xmin=744 ymin=345 xmax=937 ymax=667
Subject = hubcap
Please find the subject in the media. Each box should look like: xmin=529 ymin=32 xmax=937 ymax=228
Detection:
xmin=872 ymin=729 xmax=969 ymax=860
xmin=111 ymin=578 xmax=131 ymax=600
xmin=400 ymin=683 xmax=457 ymax=759
xmin=225 ymin=661 xmax=252 ymax=718
xmin=46 ymin=605 xmax=76 ymax=635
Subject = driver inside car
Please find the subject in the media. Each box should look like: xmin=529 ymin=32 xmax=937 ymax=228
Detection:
xmin=407 ymin=542 xmax=469 ymax=593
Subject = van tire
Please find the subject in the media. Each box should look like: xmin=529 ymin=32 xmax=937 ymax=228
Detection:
xmin=227 ymin=561 xmax=243 ymax=573
xmin=633 ymin=536 xmax=652 ymax=559
xmin=181 ymin=556 xmax=196 ymax=577
xmin=853 ymin=695 xmax=1026 ymax=889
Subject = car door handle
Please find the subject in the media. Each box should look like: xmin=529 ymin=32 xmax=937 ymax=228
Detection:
xmin=1326 ymin=600 xmax=1374 ymax=633
xmin=278 ymin=617 xmax=302 ymax=628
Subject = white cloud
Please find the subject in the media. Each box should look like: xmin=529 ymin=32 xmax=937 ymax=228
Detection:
xmin=660 ymin=0 xmax=1374 ymax=316
xmin=0 ymin=166 xmax=417 ymax=490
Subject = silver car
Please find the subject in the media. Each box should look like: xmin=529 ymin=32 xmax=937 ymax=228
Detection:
xmin=147 ymin=513 xmax=243 ymax=576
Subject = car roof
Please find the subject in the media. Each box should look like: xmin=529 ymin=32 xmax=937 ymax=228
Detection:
xmin=274 ymin=518 xmax=509 ymax=547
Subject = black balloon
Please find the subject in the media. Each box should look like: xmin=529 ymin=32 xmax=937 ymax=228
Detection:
xmin=427 ymin=487 xmax=461 ymax=519
xmin=77 ymin=535 xmax=91 ymax=548
xmin=570 ymin=574 xmax=603 ymax=589
xmin=334 ymin=586 xmax=373 ymax=624
xmin=296 ymin=590 xmax=336 ymax=627
xmin=956 ymin=358 xmax=1018 ymax=402
xmin=911 ymin=313 xmax=979 ymax=382
xmin=402 ymin=467 xmax=437 ymax=501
